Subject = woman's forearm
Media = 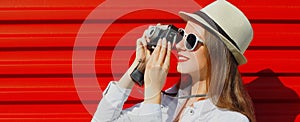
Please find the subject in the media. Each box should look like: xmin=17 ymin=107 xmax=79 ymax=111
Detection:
xmin=117 ymin=60 xmax=140 ymax=89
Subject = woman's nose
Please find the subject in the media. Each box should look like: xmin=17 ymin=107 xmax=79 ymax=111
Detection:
xmin=175 ymin=39 xmax=186 ymax=51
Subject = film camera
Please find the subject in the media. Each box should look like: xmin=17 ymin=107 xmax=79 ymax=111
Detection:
xmin=145 ymin=24 xmax=183 ymax=52
xmin=130 ymin=24 xmax=183 ymax=86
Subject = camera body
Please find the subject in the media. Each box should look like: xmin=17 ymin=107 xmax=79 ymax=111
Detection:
xmin=130 ymin=24 xmax=183 ymax=86
xmin=145 ymin=24 xmax=182 ymax=52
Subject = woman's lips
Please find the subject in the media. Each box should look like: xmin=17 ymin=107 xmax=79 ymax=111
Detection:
xmin=178 ymin=54 xmax=189 ymax=62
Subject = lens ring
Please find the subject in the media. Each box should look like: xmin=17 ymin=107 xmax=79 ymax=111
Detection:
xmin=176 ymin=28 xmax=185 ymax=44
xmin=178 ymin=28 xmax=185 ymax=36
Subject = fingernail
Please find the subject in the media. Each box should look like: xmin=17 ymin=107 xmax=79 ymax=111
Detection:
xmin=157 ymin=38 xmax=162 ymax=46
xmin=168 ymin=41 xmax=171 ymax=50
xmin=162 ymin=38 xmax=166 ymax=47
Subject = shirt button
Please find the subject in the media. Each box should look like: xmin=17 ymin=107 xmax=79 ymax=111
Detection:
xmin=189 ymin=109 xmax=194 ymax=116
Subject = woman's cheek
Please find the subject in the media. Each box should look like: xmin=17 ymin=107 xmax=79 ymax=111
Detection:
xmin=177 ymin=56 xmax=200 ymax=74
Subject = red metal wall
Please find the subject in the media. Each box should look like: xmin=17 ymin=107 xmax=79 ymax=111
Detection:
xmin=0 ymin=0 xmax=299 ymax=122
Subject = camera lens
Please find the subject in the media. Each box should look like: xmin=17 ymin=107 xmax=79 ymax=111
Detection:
xmin=149 ymin=29 xmax=154 ymax=35
xmin=146 ymin=26 xmax=157 ymax=39
xmin=175 ymin=28 xmax=185 ymax=44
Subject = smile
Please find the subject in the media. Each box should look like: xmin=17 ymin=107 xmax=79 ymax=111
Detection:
xmin=178 ymin=54 xmax=190 ymax=62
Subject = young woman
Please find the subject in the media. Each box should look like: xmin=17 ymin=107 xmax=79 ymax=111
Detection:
xmin=92 ymin=1 xmax=255 ymax=122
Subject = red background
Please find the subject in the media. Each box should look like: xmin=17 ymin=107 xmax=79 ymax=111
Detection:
xmin=0 ymin=0 xmax=299 ymax=122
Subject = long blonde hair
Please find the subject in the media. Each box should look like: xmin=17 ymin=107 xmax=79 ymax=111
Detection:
xmin=204 ymin=31 xmax=256 ymax=122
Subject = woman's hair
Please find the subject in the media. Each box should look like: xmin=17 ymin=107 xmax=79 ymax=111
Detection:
xmin=203 ymin=31 xmax=256 ymax=122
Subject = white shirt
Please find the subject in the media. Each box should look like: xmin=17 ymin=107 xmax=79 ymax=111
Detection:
xmin=91 ymin=81 xmax=249 ymax=122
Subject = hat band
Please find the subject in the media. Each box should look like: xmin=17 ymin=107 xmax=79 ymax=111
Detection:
xmin=194 ymin=11 xmax=240 ymax=51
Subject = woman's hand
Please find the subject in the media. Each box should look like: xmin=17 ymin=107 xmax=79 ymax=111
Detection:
xmin=144 ymin=38 xmax=171 ymax=104
xmin=117 ymin=35 xmax=150 ymax=89
xmin=135 ymin=35 xmax=150 ymax=63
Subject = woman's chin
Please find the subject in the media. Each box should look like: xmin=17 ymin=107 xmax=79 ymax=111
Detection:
xmin=177 ymin=62 xmax=200 ymax=75
xmin=177 ymin=62 xmax=189 ymax=74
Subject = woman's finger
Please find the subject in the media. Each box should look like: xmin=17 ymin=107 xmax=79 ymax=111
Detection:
xmin=136 ymin=37 xmax=144 ymax=48
xmin=140 ymin=36 xmax=148 ymax=60
xmin=142 ymin=35 xmax=148 ymax=46
xmin=144 ymin=35 xmax=151 ymax=43
xmin=157 ymin=38 xmax=167 ymax=65
xmin=163 ymin=41 xmax=172 ymax=71
xmin=152 ymin=38 xmax=162 ymax=62
xmin=136 ymin=38 xmax=144 ymax=58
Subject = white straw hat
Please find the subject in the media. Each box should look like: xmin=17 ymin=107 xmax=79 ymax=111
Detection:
xmin=179 ymin=0 xmax=253 ymax=65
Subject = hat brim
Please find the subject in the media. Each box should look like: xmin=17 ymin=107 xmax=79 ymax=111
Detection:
xmin=178 ymin=11 xmax=247 ymax=65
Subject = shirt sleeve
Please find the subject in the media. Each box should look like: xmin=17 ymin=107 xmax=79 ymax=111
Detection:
xmin=91 ymin=81 xmax=162 ymax=122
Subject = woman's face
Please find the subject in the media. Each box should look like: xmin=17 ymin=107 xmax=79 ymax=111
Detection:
xmin=176 ymin=21 xmax=208 ymax=78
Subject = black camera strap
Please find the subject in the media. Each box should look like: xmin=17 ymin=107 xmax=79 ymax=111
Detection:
xmin=130 ymin=59 xmax=145 ymax=86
